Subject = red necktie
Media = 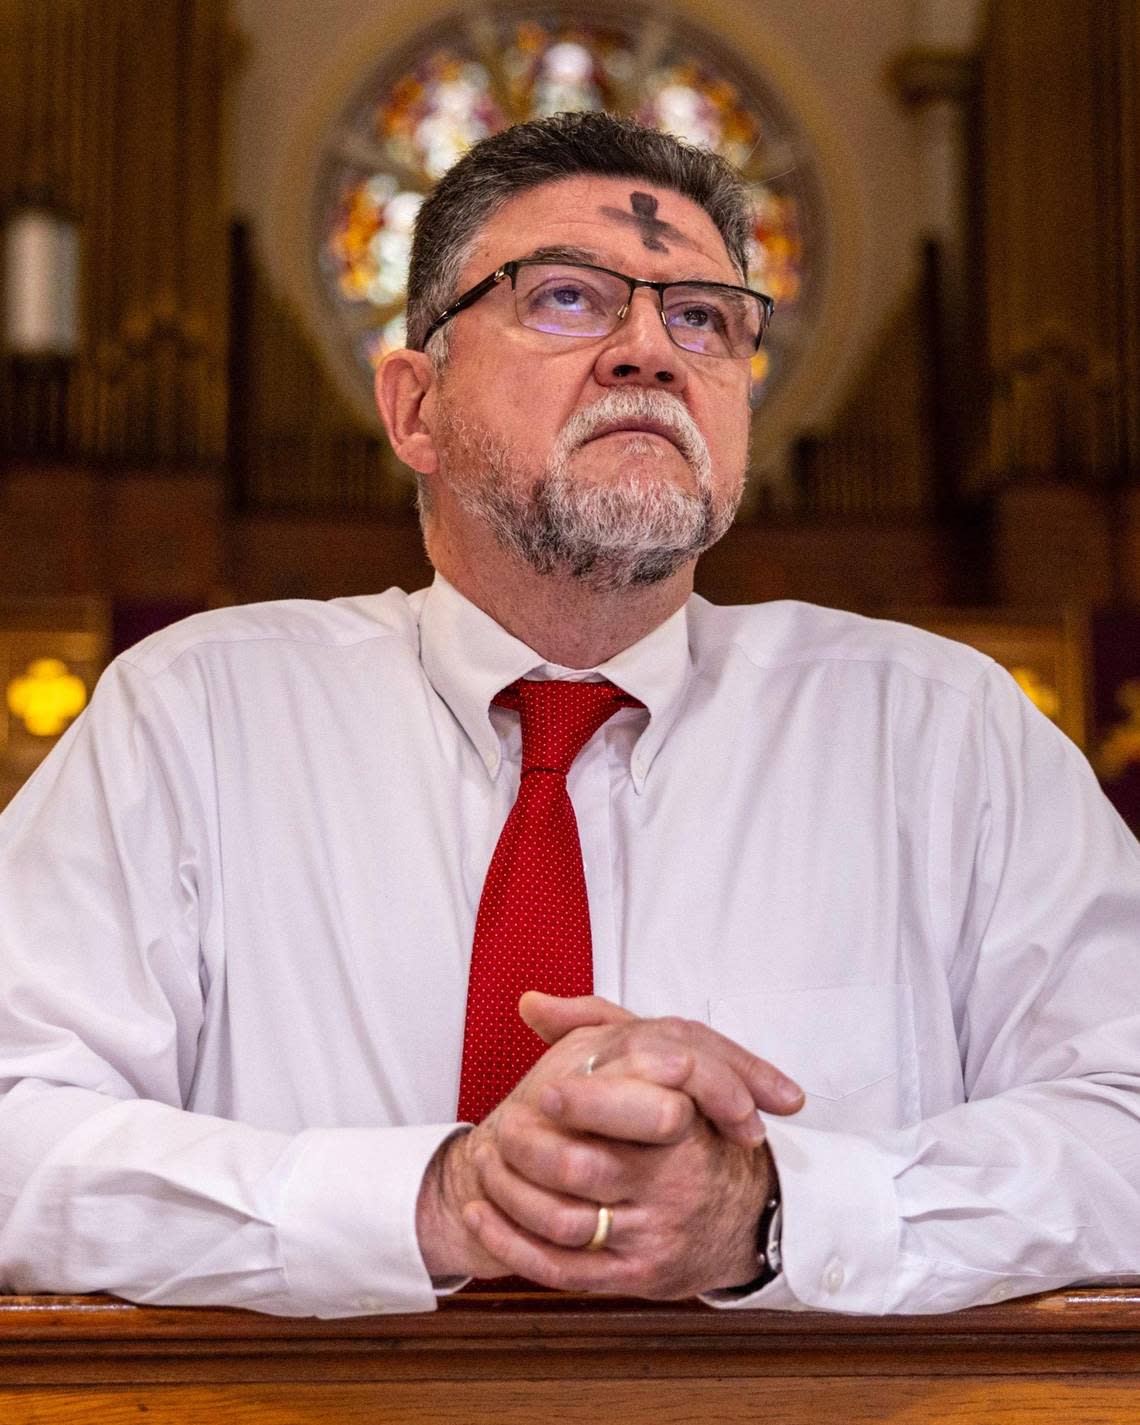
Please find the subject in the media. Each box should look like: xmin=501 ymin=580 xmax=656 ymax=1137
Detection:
xmin=457 ymin=678 xmax=643 ymax=1123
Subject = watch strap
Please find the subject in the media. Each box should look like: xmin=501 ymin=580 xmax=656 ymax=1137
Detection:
xmin=720 ymin=1179 xmax=783 ymax=1296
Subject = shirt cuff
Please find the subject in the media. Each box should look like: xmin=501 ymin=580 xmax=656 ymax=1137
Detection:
xmin=704 ymin=1119 xmax=899 ymax=1313
xmin=277 ymin=1122 xmax=465 ymax=1316
xmin=701 ymin=1272 xmax=805 ymax=1311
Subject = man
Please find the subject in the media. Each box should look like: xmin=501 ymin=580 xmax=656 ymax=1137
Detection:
xmin=0 ymin=111 xmax=1138 ymax=1317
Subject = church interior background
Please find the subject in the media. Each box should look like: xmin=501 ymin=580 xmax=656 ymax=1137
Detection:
xmin=1 ymin=0 xmax=1138 ymax=828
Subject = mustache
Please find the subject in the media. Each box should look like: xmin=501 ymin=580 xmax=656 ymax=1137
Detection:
xmin=554 ymin=390 xmax=711 ymax=474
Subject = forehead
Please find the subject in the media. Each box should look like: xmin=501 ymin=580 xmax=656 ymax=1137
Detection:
xmin=460 ymin=175 xmax=742 ymax=286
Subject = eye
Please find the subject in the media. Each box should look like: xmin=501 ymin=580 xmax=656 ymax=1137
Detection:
xmin=671 ymin=302 xmax=725 ymax=332
xmin=528 ymin=279 xmax=607 ymax=313
xmin=548 ymin=284 xmax=587 ymax=308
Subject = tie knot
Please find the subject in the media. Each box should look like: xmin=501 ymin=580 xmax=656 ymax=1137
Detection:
xmin=493 ymin=678 xmax=643 ymax=776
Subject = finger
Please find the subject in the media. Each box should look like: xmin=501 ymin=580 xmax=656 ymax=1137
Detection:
xmin=476 ymin=1143 xmax=635 ymax=1249
xmin=610 ymin=1021 xmax=760 ymax=1146
xmin=462 ymin=1199 xmax=635 ymax=1295
xmin=495 ymin=1106 xmax=627 ymax=1201
xmin=704 ymin=1029 xmax=805 ymax=1117
xmin=519 ymin=991 xmax=636 ymax=1046
xmin=674 ymin=1052 xmax=770 ymax=1148
xmin=625 ymin=1019 xmax=804 ymax=1133
xmin=539 ymin=1075 xmax=697 ymax=1146
xmin=591 ymin=1045 xmax=694 ymax=1088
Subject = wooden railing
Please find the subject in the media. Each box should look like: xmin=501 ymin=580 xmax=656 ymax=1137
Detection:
xmin=0 ymin=1287 xmax=1136 ymax=1422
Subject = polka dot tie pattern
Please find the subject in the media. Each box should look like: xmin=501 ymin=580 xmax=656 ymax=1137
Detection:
xmin=456 ymin=678 xmax=644 ymax=1124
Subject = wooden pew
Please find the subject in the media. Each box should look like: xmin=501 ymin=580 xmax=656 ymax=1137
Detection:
xmin=0 ymin=1287 xmax=1135 ymax=1422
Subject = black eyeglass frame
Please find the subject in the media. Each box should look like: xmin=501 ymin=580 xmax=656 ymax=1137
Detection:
xmin=419 ymin=257 xmax=775 ymax=356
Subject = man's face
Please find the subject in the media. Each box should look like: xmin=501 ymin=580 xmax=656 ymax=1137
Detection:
xmin=422 ymin=175 xmax=754 ymax=590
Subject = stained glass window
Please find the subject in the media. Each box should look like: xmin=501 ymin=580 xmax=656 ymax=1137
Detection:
xmin=315 ymin=6 xmax=823 ymax=411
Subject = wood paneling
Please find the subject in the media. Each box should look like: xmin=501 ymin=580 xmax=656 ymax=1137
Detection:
xmin=981 ymin=0 xmax=1137 ymax=492
xmin=228 ymin=224 xmax=408 ymax=515
xmin=0 ymin=1289 xmax=1135 ymax=1423
xmin=793 ymin=248 xmax=939 ymax=519
xmin=2 ymin=1378 xmax=1139 ymax=1424
xmin=0 ymin=0 xmax=230 ymax=467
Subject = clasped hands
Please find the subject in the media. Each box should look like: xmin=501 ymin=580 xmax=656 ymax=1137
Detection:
xmin=417 ymin=992 xmax=804 ymax=1298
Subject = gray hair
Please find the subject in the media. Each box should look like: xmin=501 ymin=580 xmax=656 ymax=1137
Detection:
xmin=405 ymin=110 xmax=753 ymax=362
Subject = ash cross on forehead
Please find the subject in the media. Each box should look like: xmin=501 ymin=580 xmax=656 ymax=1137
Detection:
xmin=599 ymin=191 xmax=698 ymax=254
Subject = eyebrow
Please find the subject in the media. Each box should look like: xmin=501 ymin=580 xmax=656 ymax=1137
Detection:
xmin=516 ymin=245 xmax=739 ymax=287
xmin=519 ymin=244 xmax=604 ymax=265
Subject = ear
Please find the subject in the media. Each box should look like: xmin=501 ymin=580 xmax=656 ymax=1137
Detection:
xmin=375 ymin=348 xmax=439 ymax=475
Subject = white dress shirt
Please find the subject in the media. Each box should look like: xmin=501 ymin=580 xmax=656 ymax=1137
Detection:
xmin=0 ymin=573 xmax=1138 ymax=1317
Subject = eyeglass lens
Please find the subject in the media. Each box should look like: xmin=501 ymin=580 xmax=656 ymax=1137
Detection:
xmin=512 ymin=264 xmax=765 ymax=358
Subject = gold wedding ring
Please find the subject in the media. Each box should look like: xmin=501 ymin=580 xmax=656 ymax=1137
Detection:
xmin=585 ymin=1204 xmax=613 ymax=1252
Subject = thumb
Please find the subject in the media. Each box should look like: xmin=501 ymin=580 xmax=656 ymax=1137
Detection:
xmin=518 ymin=991 xmax=636 ymax=1045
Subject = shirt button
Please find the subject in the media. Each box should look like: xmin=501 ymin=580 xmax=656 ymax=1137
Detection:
xmin=984 ymin=1282 xmax=1013 ymax=1305
xmin=822 ymin=1258 xmax=845 ymax=1294
xmin=356 ymin=1295 xmax=384 ymax=1313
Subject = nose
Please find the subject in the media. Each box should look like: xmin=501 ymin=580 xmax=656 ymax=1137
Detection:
xmin=594 ymin=287 xmax=687 ymax=391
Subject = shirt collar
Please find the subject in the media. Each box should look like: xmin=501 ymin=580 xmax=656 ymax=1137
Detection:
xmin=418 ymin=573 xmax=693 ymax=793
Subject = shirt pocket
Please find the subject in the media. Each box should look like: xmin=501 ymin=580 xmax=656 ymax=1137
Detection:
xmin=706 ymin=983 xmax=919 ymax=1133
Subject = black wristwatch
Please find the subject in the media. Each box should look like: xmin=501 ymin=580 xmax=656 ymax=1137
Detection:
xmin=723 ymin=1181 xmax=783 ymax=1296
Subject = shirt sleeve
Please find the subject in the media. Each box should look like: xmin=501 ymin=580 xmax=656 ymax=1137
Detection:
xmin=707 ymin=662 xmax=1140 ymax=1314
xmin=0 ymin=657 xmax=454 ymax=1317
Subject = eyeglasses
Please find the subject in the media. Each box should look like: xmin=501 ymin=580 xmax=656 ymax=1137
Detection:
xmin=420 ymin=258 xmax=774 ymax=359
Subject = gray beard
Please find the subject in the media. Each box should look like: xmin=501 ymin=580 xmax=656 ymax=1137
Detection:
xmin=435 ymin=389 xmax=744 ymax=593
